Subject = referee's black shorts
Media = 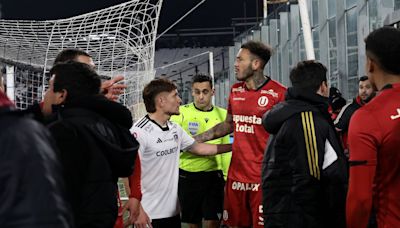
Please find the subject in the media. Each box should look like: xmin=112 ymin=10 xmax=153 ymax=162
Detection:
xmin=178 ymin=169 xmax=225 ymax=223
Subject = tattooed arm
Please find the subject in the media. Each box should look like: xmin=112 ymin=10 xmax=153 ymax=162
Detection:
xmin=194 ymin=112 xmax=233 ymax=143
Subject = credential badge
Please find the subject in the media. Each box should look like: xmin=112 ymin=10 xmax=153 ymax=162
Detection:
xmin=188 ymin=122 xmax=199 ymax=135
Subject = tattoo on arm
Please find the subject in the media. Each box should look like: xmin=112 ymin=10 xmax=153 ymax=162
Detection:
xmin=194 ymin=113 xmax=233 ymax=142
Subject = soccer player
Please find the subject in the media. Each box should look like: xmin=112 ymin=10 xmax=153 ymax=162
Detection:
xmin=346 ymin=26 xmax=400 ymax=228
xmin=194 ymin=41 xmax=287 ymax=228
xmin=124 ymin=78 xmax=232 ymax=228
xmin=170 ymin=74 xmax=231 ymax=228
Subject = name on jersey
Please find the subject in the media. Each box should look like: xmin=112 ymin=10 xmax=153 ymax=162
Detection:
xmin=156 ymin=146 xmax=178 ymax=157
xmin=233 ymin=114 xmax=262 ymax=134
xmin=231 ymin=181 xmax=260 ymax=191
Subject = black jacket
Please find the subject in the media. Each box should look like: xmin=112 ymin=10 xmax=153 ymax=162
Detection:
xmin=0 ymin=106 xmax=72 ymax=228
xmin=334 ymin=96 xmax=363 ymax=133
xmin=47 ymin=95 xmax=138 ymax=228
xmin=261 ymin=88 xmax=348 ymax=228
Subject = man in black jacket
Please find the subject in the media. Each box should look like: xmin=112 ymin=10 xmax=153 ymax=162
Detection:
xmin=334 ymin=76 xmax=375 ymax=154
xmin=261 ymin=60 xmax=348 ymax=228
xmin=43 ymin=61 xmax=138 ymax=228
xmin=0 ymin=90 xmax=72 ymax=227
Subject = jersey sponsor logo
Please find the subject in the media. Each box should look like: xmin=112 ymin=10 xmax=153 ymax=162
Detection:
xmin=232 ymin=114 xmax=262 ymax=134
xmin=232 ymin=87 xmax=245 ymax=93
xmin=231 ymin=181 xmax=260 ymax=191
xmin=156 ymin=146 xmax=178 ymax=157
xmin=156 ymin=138 xmax=163 ymax=143
xmin=258 ymin=96 xmax=269 ymax=107
xmin=390 ymin=108 xmax=400 ymax=120
xmin=233 ymin=97 xmax=245 ymax=101
xmin=260 ymin=89 xmax=279 ymax=98
xmin=188 ymin=122 xmax=199 ymax=135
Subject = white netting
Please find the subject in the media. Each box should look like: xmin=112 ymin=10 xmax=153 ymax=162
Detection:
xmin=0 ymin=0 xmax=163 ymax=121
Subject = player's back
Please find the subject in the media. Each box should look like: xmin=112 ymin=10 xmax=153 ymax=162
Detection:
xmin=352 ymin=83 xmax=400 ymax=227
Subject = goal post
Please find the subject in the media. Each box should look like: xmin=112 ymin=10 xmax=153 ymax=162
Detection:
xmin=0 ymin=0 xmax=163 ymax=121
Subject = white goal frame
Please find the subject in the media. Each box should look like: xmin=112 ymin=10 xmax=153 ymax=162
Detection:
xmin=0 ymin=0 xmax=163 ymax=120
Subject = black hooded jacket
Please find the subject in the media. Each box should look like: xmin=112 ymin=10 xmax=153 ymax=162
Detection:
xmin=0 ymin=96 xmax=72 ymax=227
xmin=261 ymin=87 xmax=348 ymax=228
xmin=47 ymin=95 xmax=139 ymax=228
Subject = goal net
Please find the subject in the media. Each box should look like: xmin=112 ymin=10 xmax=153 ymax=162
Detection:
xmin=0 ymin=0 xmax=163 ymax=121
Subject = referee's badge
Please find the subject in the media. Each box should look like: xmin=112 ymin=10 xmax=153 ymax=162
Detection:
xmin=188 ymin=122 xmax=199 ymax=135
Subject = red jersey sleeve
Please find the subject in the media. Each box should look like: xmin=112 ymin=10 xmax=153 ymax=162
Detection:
xmin=346 ymin=109 xmax=379 ymax=228
xmin=129 ymin=153 xmax=142 ymax=200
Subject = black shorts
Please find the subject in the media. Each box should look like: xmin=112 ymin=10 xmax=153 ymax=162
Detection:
xmin=178 ymin=169 xmax=225 ymax=223
xmin=151 ymin=214 xmax=181 ymax=228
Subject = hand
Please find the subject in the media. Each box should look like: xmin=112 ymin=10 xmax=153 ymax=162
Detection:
xmin=120 ymin=197 xmax=140 ymax=225
xmin=133 ymin=205 xmax=152 ymax=228
xmin=101 ymin=75 xmax=127 ymax=101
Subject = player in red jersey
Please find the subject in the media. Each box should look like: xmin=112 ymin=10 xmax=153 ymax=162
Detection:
xmin=195 ymin=41 xmax=286 ymax=228
xmin=346 ymin=26 xmax=400 ymax=228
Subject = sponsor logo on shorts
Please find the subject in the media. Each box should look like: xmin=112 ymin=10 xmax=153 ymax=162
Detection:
xmin=231 ymin=181 xmax=260 ymax=191
xmin=223 ymin=210 xmax=228 ymax=221
xmin=258 ymin=205 xmax=264 ymax=225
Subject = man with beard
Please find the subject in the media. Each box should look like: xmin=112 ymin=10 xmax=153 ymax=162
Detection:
xmin=194 ymin=41 xmax=287 ymax=228
xmin=334 ymin=76 xmax=375 ymax=153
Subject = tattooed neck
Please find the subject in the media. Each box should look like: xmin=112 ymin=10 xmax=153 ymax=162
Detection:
xmin=247 ymin=72 xmax=268 ymax=90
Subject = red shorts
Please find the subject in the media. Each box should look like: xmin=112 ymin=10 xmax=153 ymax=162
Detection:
xmin=222 ymin=178 xmax=263 ymax=228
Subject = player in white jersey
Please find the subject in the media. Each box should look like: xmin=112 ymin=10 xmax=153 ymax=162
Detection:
xmin=122 ymin=78 xmax=232 ymax=228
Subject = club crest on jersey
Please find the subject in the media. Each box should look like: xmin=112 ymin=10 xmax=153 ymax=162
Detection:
xmin=173 ymin=132 xmax=178 ymax=142
xmin=258 ymin=96 xmax=269 ymax=107
xmin=188 ymin=122 xmax=199 ymax=135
